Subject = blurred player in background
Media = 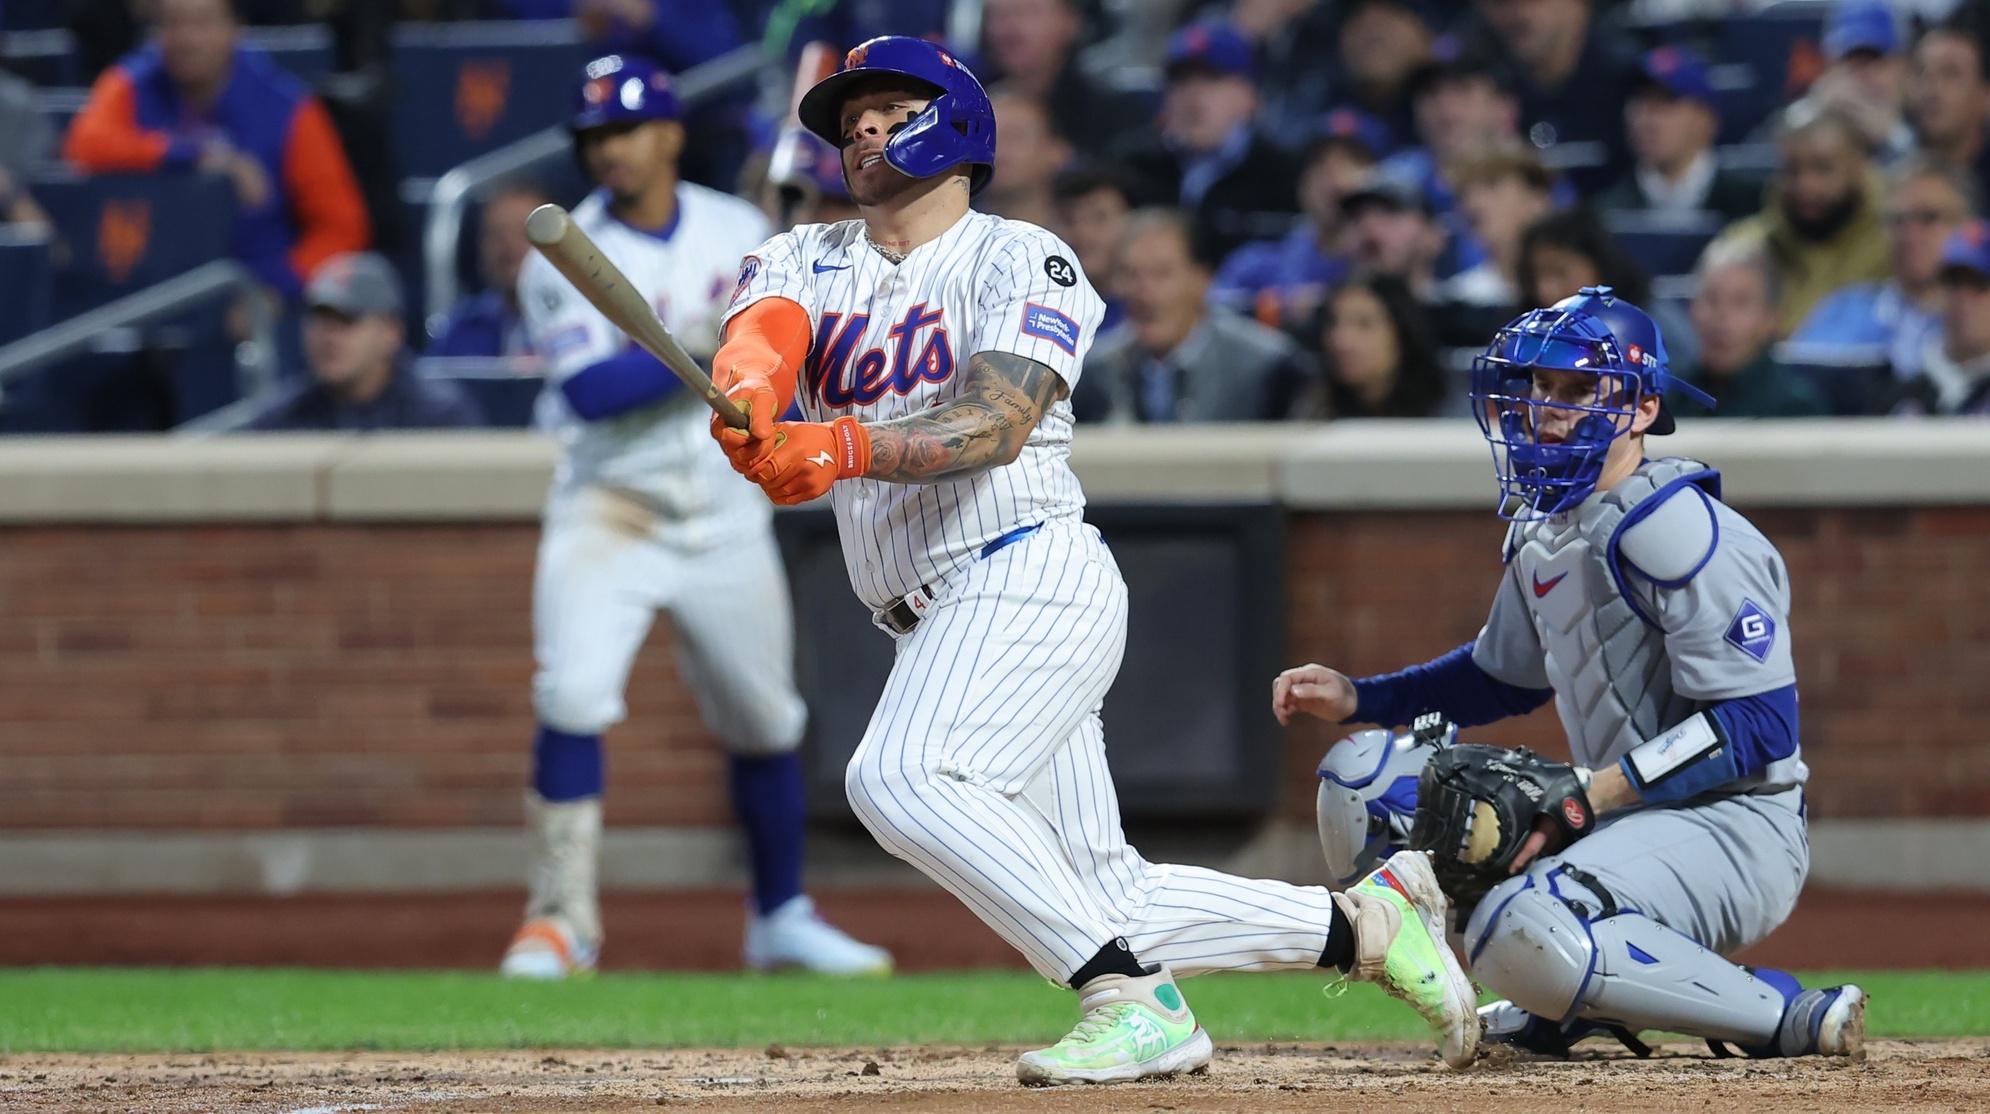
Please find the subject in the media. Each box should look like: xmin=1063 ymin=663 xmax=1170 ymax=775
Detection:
xmin=501 ymin=53 xmax=891 ymax=980
xmin=709 ymin=36 xmax=1479 ymax=1086
xmin=1283 ymin=287 xmax=1866 ymax=1061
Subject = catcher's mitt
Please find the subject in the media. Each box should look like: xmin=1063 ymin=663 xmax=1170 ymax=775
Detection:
xmin=1408 ymin=744 xmax=1594 ymax=908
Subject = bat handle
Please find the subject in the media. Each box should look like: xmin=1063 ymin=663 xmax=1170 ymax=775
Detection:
xmin=709 ymin=388 xmax=751 ymax=431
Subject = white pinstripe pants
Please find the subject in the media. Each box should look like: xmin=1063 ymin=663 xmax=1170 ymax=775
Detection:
xmin=844 ymin=519 xmax=1341 ymax=982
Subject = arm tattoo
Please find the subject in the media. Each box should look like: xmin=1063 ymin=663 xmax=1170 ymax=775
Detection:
xmin=864 ymin=351 xmax=1066 ymax=484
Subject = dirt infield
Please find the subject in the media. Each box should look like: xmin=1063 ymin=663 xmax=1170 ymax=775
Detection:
xmin=2 ymin=1041 xmax=1983 ymax=1113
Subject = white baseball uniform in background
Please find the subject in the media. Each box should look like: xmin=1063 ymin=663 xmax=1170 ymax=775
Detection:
xmin=725 ymin=210 xmax=1348 ymax=981
xmin=513 ymin=184 xmax=808 ymax=948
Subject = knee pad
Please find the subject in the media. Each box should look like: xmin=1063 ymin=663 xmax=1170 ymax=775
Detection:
xmin=532 ymin=671 xmax=625 ymax=737
xmin=1466 ymin=865 xmax=1787 ymax=1045
xmin=716 ymin=694 xmax=808 ymax=758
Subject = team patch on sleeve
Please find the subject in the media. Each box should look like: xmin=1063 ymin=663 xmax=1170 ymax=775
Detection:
xmin=730 ymin=255 xmax=761 ymax=307
xmin=1723 ymin=599 xmax=1777 ymax=662
xmin=1021 ymin=303 xmax=1080 ymax=355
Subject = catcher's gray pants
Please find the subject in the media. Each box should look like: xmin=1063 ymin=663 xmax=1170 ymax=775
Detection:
xmin=1462 ymin=787 xmax=1809 ymax=1043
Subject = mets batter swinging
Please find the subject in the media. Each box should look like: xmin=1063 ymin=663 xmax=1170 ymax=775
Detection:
xmin=500 ymin=53 xmax=889 ymax=980
xmin=1279 ymin=287 xmax=1867 ymax=1062
xmin=706 ymin=36 xmax=1479 ymax=1086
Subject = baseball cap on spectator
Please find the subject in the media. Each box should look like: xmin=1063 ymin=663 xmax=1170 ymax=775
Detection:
xmin=1312 ymin=106 xmax=1395 ymax=161
xmin=1938 ymin=219 xmax=1990 ymax=282
xmin=1164 ymin=20 xmax=1256 ymax=82
xmin=305 ymin=252 xmax=404 ymax=318
xmin=1633 ymin=46 xmax=1719 ymax=111
xmin=1823 ymin=0 xmax=1899 ymax=61
xmin=1340 ymin=172 xmax=1431 ymax=217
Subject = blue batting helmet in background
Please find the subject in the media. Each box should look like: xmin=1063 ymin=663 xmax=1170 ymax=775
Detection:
xmin=1470 ymin=286 xmax=1716 ymax=518
xmin=796 ymin=36 xmax=996 ymax=194
xmin=570 ymin=54 xmax=679 ymax=133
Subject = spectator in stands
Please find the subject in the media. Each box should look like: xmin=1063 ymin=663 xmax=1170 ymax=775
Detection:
xmin=246 ymin=252 xmax=485 ymax=431
xmin=981 ymin=0 xmax=1150 ymax=157
xmin=1212 ymin=107 xmax=1388 ymax=330
xmin=1218 ymin=0 xmax=1341 ymax=143
xmin=1896 ymin=219 xmax=1990 ymax=415
xmin=1516 ymin=206 xmax=1702 ymax=375
xmin=1443 ymin=145 xmax=1556 ymax=308
xmin=1314 ymin=274 xmax=1450 ymax=419
xmin=1381 ymin=48 xmax=1521 ymax=223
xmin=573 ymin=0 xmax=745 ymax=73
xmin=1075 ymin=208 xmax=1317 ymax=422
xmin=1333 ymin=0 xmax=1438 ymax=142
xmin=1907 ymin=19 xmax=1990 ymax=189
xmin=1789 ymin=158 xmax=1977 ymax=384
xmin=62 ymin=0 xmax=370 ymax=301
xmin=1788 ymin=0 xmax=1915 ymax=167
xmin=1595 ymin=47 xmax=1760 ymax=222
xmin=1115 ymin=20 xmax=1300 ymax=262
xmin=1675 ymin=242 xmax=1829 ymax=418
xmin=1473 ymin=0 xmax=1639 ymax=189
xmin=1714 ymin=105 xmax=1890 ymax=336
xmin=428 ymin=180 xmax=552 ymax=360
xmin=983 ymin=89 xmax=1071 ymax=229
xmin=0 ymin=59 xmax=51 ymax=233
xmin=1340 ymin=174 xmax=1447 ymax=302
xmin=1051 ymin=163 xmax=1135 ymax=332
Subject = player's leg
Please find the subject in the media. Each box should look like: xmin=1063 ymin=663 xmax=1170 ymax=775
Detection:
xmin=1466 ymin=789 xmax=1865 ymax=1058
xmin=844 ymin=523 xmax=1473 ymax=1082
xmin=502 ymin=491 xmax=661 ymax=979
xmin=1021 ymin=710 xmax=1477 ymax=1065
xmin=665 ymin=526 xmax=890 ymax=975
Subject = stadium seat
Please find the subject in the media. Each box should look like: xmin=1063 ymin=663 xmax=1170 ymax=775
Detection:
xmin=32 ymin=172 xmax=235 ymax=319
xmin=1715 ymin=4 xmax=1829 ymax=118
xmin=388 ymin=22 xmax=592 ymax=180
xmin=414 ymin=357 xmax=544 ymax=427
xmin=1602 ymin=209 xmax=1728 ymax=277
xmin=0 ymin=233 xmax=55 ymax=346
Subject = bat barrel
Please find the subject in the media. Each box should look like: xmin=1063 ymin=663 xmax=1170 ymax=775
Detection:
xmin=524 ymin=204 xmax=571 ymax=247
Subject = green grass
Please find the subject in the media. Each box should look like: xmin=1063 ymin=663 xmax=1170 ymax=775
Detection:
xmin=0 ymin=968 xmax=1982 ymax=1053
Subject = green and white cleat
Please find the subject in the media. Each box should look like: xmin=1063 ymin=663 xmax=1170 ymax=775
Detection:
xmin=1336 ymin=850 xmax=1481 ymax=1069
xmin=1016 ymin=965 xmax=1214 ymax=1087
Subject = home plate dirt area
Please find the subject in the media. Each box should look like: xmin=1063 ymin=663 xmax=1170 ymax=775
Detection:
xmin=2 ymin=1040 xmax=1983 ymax=1113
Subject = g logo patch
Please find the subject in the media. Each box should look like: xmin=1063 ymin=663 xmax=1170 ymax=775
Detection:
xmin=1044 ymin=255 xmax=1076 ymax=288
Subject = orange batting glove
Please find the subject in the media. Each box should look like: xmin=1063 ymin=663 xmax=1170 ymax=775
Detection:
xmin=708 ymin=298 xmax=807 ymax=471
xmin=744 ymin=416 xmax=871 ymax=505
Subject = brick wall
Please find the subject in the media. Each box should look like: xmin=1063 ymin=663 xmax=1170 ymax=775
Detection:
xmin=2 ymin=505 xmax=1985 ymax=832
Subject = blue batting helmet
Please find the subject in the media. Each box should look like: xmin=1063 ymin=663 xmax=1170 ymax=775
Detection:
xmin=796 ymin=36 xmax=996 ymax=194
xmin=570 ymin=54 xmax=679 ymax=133
xmin=1470 ymin=286 xmax=1716 ymax=519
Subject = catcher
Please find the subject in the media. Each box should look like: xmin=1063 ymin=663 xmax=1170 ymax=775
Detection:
xmin=1277 ymin=287 xmax=1866 ymax=1061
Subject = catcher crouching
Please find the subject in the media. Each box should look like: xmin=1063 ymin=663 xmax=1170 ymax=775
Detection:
xmin=1276 ymin=287 xmax=1866 ymax=1062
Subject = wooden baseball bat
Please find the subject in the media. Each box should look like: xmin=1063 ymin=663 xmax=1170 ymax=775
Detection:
xmin=523 ymin=202 xmax=750 ymax=430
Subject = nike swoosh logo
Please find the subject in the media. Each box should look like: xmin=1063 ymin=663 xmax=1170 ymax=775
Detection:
xmin=811 ymin=261 xmax=850 ymax=273
xmin=1531 ymin=571 xmax=1569 ymax=598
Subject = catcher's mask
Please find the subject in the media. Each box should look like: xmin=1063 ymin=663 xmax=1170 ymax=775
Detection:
xmin=1471 ymin=286 xmax=1714 ymax=520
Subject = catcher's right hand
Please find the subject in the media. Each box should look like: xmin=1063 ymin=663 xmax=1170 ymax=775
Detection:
xmin=1408 ymin=744 xmax=1594 ymax=908
xmin=1272 ymin=663 xmax=1356 ymax=725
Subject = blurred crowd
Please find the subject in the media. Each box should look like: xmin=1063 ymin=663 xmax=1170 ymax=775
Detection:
xmin=6 ymin=0 xmax=1990 ymax=430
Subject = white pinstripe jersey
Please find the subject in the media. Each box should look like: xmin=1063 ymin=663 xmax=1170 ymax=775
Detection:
xmin=723 ymin=210 xmax=1106 ymax=610
xmin=518 ymin=184 xmax=773 ymax=541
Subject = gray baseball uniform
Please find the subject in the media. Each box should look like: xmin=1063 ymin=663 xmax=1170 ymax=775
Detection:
xmin=1461 ymin=457 xmax=1814 ymax=1048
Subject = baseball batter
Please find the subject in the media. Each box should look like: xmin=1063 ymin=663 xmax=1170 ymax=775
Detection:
xmin=501 ymin=53 xmax=890 ymax=980
xmin=1278 ymin=287 xmax=1867 ymax=1060
xmin=705 ymin=36 xmax=1480 ymax=1086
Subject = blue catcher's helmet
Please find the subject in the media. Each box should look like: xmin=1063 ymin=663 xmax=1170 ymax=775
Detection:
xmin=570 ymin=54 xmax=679 ymax=133
xmin=796 ymin=36 xmax=996 ymax=194
xmin=1316 ymin=717 xmax=1455 ymax=886
xmin=1470 ymin=285 xmax=1716 ymax=519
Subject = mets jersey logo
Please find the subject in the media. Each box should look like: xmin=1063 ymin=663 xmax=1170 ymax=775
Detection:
xmin=806 ymin=304 xmax=955 ymax=407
